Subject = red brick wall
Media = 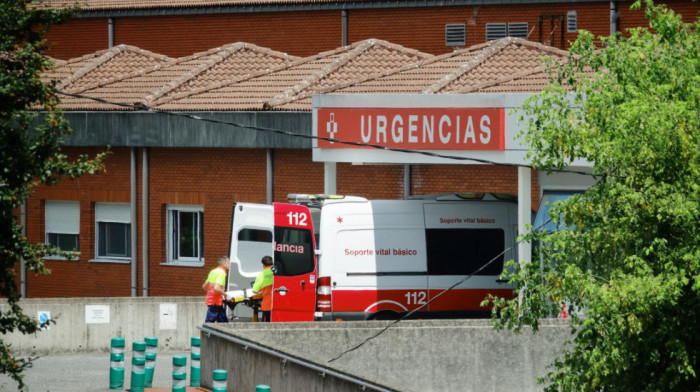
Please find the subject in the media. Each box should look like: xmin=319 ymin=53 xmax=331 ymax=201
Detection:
xmin=45 ymin=11 xmax=341 ymax=60
xmin=147 ymin=147 xmax=267 ymax=296
xmin=617 ymin=0 xmax=699 ymax=33
xmin=411 ymin=165 xmax=540 ymax=211
xmin=348 ymin=2 xmax=606 ymax=54
xmin=43 ymin=2 xmax=698 ymax=60
xmin=273 ymin=149 xmax=325 ymax=202
xmin=21 ymin=147 xmax=539 ymax=297
xmin=26 ymin=146 xmax=131 ymax=297
xmin=44 ymin=17 xmax=108 ymax=59
xmin=337 ymin=163 xmax=405 ymax=199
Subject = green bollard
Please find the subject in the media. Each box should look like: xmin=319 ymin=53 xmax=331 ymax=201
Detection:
xmin=172 ymin=372 xmax=186 ymax=392
xmin=144 ymin=336 xmax=158 ymax=387
xmin=145 ymin=336 xmax=158 ymax=354
xmin=145 ymin=352 xmax=156 ymax=387
xmin=133 ymin=340 xmax=146 ymax=359
xmin=172 ymin=355 xmax=187 ymax=392
xmin=212 ymin=369 xmax=227 ymax=392
xmin=190 ymin=336 xmax=201 ymax=387
xmin=109 ymin=353 xmax=125 ymax=389
xmin=130 ymin=357 xmax=146 ymax=392
xmin=109 ymin=337 xmax=125 ymax=389
xmin=191 ymin=336 xmax=201 ymax=355
xmin=190 ymin=352 xmax=201 ymax=387
xmin=256 ymin=385 xmax=271 ymax=392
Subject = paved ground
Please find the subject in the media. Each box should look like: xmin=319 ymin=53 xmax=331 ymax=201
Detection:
xmin=0 ymin=351 xmax=210 ymax=392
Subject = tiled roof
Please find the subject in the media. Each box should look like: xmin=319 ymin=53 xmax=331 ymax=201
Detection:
xmin=152 ymin=39 xmax=433 ymax=111
xmin=271 ymin=37 xmax=568 ymax=109
xmin=48 ymin=38 xmax=571 ymax=112
xmin=54 ymin=43 xmax=298 ymax=110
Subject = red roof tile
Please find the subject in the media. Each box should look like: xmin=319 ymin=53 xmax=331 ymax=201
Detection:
xmin=48 ymin=38 xmax=572 ymax=112
xmin=55 ymin=43 xmax=298 ymax=111
xmin=152 ymin=39 xmax=433 ymax=111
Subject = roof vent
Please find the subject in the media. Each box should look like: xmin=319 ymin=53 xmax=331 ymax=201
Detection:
xmin=445 ymin=24 xmax=466 ymax=47
xmin=567 ymin=11 xmax=577 ymax=32
xmin=486 ymin=22 xmax=529 ymax=41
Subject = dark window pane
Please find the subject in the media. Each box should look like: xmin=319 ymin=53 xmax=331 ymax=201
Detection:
xmin=426 ymin=229 xmax=504 ymax=275
xmin=179 ymin=211 xmax=197 ymax=258
xmin=238 ymin=229 xmax=273 ymax=242
xmin=47 ymin=233 xmax=80 ymax=252
xmin=273 ymin=227 xmax=314 ymax=276
xmin=98 ymin=222 xmax=131 ymax=258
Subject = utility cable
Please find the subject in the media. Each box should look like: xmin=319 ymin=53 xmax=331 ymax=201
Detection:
xmin=54 ymin=90 xmax=593 ymax=176
xmin=54 ymin=89 xmax=594 ymax=361
xmin=327 ymin=214 xmax=556 ymax=363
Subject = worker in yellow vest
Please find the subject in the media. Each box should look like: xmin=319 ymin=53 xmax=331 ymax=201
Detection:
xmin=253 ymin=255 xmax=274 ymax=322
xmin=202 ymin=256 xmax=231 ymax=323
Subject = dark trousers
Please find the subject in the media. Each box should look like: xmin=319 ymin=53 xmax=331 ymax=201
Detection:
xmin=205 ymin=304 xmax=229 ymax=323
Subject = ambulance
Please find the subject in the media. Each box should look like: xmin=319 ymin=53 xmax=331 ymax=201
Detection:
xmin=227 ymin=193 xmax=520 ymax=322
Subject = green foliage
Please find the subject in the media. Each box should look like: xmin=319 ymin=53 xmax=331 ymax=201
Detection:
xmin=1 ymin=1 xmax=107 ymax=390
xmin=483 ymin=1 xmax=699 ymax=391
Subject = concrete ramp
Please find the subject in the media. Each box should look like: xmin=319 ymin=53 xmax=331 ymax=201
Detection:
xmin=199 ymin=319 xmax=571 ymax=392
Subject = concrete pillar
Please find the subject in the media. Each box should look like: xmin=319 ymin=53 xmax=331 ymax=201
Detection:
xmin=517 ymin=166 xmax=532 ymax=265
xmin=324 ymin=162 xmax=337 ymax=195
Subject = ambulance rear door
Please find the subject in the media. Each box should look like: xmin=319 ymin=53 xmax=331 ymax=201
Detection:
xmin=270 ymin=203 xmax=317 ymax=321
xmin=229 ymin=203 xmax=274 ymax=291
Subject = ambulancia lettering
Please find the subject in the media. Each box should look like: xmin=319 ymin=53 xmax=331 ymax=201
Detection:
xmin=274 ymin=241 xmax=305 ymax=254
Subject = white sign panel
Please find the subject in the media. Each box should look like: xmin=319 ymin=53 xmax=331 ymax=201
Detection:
xmin=85 ymin=305 xmax=110 ymax=324
xmin=159 ymin=303 xmax=177 ymax=330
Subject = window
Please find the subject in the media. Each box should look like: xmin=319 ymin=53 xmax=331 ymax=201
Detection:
xmin=237 ymin=228 xmax=273 ymax=274
xmin=273 ymin=226 xmax=314 ymax=276
xmin=486 ymin=22 xmax=529 ymax=41
xmin=167 ymin=205 xmax=204 ymax=263
xmin=445 ymin=24 xmax=466 ymax=47
xmin=45 ymin=201 xmax=80 ymax=256
xmin=95 ymin=203 xmax=131 ymax=260
xmin=426 ymin=228 xmax=505 ymax=275
xmin=567 ymin=11 xmax=577 ymax=33
xmin=534 ymin=191 xmax=581 ymax=232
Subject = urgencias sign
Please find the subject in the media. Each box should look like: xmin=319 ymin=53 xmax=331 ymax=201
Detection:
xmin=317 ymin=108 xmax=505 ymax=150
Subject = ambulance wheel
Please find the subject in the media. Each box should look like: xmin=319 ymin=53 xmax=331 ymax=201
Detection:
xmin=370 ymin=311 xmax=399 ymax=321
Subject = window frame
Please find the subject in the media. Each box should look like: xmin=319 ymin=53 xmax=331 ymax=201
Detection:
xmin=94 ymin=202 xmax=132 ymax=262
xmin=44 ymin=200 xmax=81 ymax=259
xmin=166 ymin=204 xmax=205 ymax=265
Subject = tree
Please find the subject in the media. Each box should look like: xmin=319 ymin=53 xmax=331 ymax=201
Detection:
xmin=1 ymin=1 xmax=107 ymax=389
xmin=484 ymin=1 xmax=698 ymax=391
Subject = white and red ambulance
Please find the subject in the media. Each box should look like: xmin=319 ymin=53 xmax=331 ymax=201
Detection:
xmin=227 ymin=193 xmax=520 ymax=322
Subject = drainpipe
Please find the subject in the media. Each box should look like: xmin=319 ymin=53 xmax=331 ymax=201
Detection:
xmin=403 ymin=164 xmax=411 ymax=199
xmin=266 ymin=149 xmax=273 ymax=204
xmin=142 ymin=148 xmax=149 ymax=297
xmin=341 ymin=10 xmax=348 ymax=46
xmin=108 ymin=17 xmax=114 ymax=48
xmin=20 ymin=202 xmax=26 ymax=298
xmin=131 ymin=148 xmax=138 ymax=297
xmin=610 ymin=1 xmax=619 ymax=36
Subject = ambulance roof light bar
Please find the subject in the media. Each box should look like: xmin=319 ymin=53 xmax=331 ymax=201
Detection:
xmin=287 ymin=194 xmax=345 ymax=204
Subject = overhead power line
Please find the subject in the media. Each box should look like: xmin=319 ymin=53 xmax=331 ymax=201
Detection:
xmin=54 ymin=89 xmax=593 ymax=176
